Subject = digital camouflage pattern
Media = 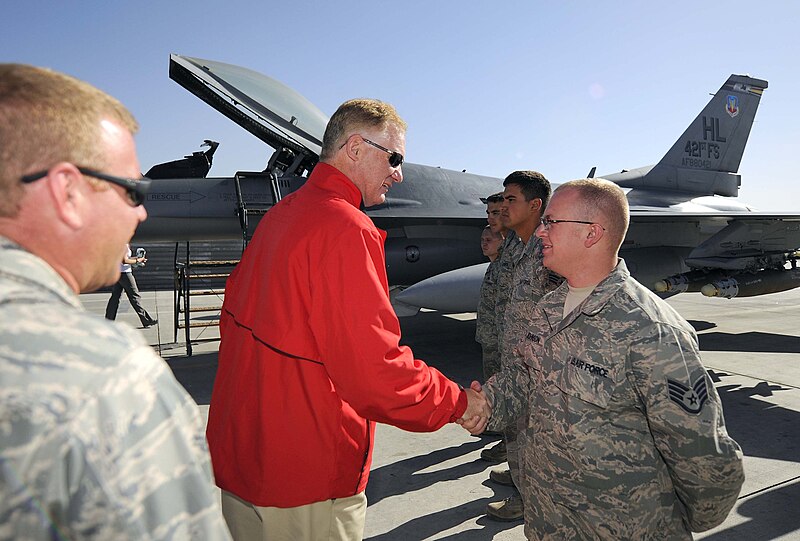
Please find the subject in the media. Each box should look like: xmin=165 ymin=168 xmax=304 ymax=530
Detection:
xmin=484 ymin=260 xmax=744 ymax=540
xmin=492 ymin=234 xmax=523 ymax=345
xmin=496 ymin=234 xmax=561 ymax=489
xmin=475 ymin=258 xmax=502 ymax=380
xmin=0 ymin=237 xmax=231 ymax=541
xmin=499 ymin=235 xmax=561 ymax=371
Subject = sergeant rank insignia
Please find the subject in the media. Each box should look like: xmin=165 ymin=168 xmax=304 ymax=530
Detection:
xmin=667 ymin=376 xmax=708 ymax=414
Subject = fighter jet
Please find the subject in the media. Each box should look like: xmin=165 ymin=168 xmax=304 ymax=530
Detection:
xmin=135 ymin=54 xmax=800 ymax=314
xmin=397 ymin=74 xmax=800 ymax=312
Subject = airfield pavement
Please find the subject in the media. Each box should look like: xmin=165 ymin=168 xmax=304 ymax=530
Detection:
xmin=80 ymin=287 xmax=800 ymax=540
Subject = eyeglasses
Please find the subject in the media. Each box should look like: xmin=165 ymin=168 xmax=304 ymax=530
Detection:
xmin=540 ymin=217 xmax=605 ymax=230
xmin=20 ymin=166 xmax=151 ymax=207
xmin=361 ymin=137 xmax=404 ymax=168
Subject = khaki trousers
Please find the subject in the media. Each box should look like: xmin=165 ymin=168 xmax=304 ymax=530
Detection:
xmin=221 ymin=490 xmax=367 ymax=541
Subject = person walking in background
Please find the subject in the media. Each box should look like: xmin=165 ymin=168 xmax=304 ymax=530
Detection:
xmin=104 ymin=243 xmax=157 ymax=327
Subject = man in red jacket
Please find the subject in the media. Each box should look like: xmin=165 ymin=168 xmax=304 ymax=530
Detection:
xmin=206 ymin=98 xmax=488 ymax=540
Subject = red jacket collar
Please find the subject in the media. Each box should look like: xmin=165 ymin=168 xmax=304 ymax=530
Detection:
xmin=308 ymin=163 xmax=363 ymax=208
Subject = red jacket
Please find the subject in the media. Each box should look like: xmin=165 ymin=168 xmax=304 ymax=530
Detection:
xmin=206 ymin=163 xmax=467 ymax=508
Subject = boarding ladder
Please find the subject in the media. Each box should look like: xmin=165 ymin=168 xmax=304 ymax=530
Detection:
xmin=173 ymin=170 xmax=282 ymax=355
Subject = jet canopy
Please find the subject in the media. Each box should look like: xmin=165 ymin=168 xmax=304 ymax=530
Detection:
xmin=169 ymin=54 xmax=328 ymax=174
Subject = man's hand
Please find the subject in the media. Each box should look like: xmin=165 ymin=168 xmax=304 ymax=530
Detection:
xmin=457 ymin=380 xmax=490 ymax=435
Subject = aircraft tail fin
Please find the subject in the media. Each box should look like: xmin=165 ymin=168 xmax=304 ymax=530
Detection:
xmin=610 ymin=74 xmax=768 ymax=197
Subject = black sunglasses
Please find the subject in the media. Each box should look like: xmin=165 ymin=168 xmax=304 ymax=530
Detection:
xmin=361 ymin=137 xmax=404 ymax=168
xmin=20 ymin=166 xmax=151 ymax=207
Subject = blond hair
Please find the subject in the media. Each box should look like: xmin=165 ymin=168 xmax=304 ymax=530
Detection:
xmin=320 ymin=98 xmax=406 ymax=162
xmin=482 ymin=224 xmax=503 ymax=239
xmin=0 ymin=64 xmax=138 ymax=216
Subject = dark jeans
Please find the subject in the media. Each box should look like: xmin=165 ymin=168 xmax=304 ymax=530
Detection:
xmin=105 ymin=271 xmax=155 ymax=325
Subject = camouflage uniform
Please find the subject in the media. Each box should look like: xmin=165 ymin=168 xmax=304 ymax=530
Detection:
xmin=493 ymin=234 xmax=523 ymax=343
xmin=497 ymin=234 xmax=561 ymax=491
xmin=500 ymin=235 xmax=560 ymax=370
xmin=0 ymin=237 xmax=231 ymax=540
xmin=484 ymin=260 xmax=744 ymax=540
xmin=475 ymin=241 xmax=505 ymax=380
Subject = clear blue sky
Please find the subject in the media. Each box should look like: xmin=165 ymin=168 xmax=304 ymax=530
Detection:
xmin=4 ymin=1 xmax=798 ymax=211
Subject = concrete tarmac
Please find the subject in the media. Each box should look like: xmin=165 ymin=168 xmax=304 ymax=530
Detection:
xmin=81 ymin=287 xmax=800 ymax=540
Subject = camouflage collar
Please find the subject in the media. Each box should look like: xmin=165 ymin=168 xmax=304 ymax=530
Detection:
xmin=0 ymin=235 xmax=82 ymax=309
xmin=512 ymin=234 xmax=541 ymax=264
xmin=577 ymin=259 xmax=629 ymax=316
xmin=541 ymin=258 xmax=628 ymax=325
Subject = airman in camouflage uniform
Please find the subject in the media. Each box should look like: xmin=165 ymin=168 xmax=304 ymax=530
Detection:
xmin=485 ymin=171 xmax=556 ymax=521
xmin=482 ymin=179 xmax=743 ymax=539
xmin=476 ymin=193 xmax=507 ymax=381
xmin=0 ymin=64 xmax=231 ymax=540
xmin=476 ymin=234 xmax=515 ymax=380
xmin=490 ymin=233 xmax=563 ymax=517
xmin=477 ymin=232 xmax=517 ymax=469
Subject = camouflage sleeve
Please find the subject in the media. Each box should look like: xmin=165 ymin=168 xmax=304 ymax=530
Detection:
xmin=480 ymin=343 xmax=501 ymax=381
xmin=476 ymin=263 xmax=502 ymax=379
xmin=475 ymin=263 xmax=497 ymax=345
xmin=0 ymin=347 xmax=232 ymax=540
xmin=629 ymin=325 xmax=744 ymax=532
xmin=483 ymin=360 xmax=530 ymax=432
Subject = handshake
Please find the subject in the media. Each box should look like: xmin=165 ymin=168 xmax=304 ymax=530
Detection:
xmin=457 ymin=381 xmax=491 ymax=435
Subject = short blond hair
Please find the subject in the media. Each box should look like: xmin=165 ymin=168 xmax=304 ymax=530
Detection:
xmin=0 ymin=64 xmax=138 ymax=216
xmin=482 ymin=224 xmax=502 ymax=239
xmin=556 ymin=178 xmax=629 ymax=249
xmin=320 ymin=98 xmax=406 ymax=162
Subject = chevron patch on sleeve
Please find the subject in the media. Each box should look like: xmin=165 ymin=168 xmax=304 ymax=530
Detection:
xmin=667 ymin=376 xmax=709 ymax=414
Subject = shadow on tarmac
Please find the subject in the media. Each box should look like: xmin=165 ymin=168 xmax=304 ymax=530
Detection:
xmin=688 ymin=319 xmax=718 ymax=332
xmin=700 ymin=478 xmax=800 ymax=540
xmin=365 ymin=433 xmax=523 ymax=540
xmin=712 ymin=373 xmax=800 ymax=463
xmin=700 ymin=331 xmax=800 ymax=354
xmin=367 ymin=437 xmax=499 ymax=506
xmin=697 ymin=372 xmax=800 ymax=539
xmin=365 ymin=497 xmax=521 ymax=541
xmin=167 ymin=352 xmax=218 ymax=405
xmin=688 ymin=319 xmax=800 ymax=353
